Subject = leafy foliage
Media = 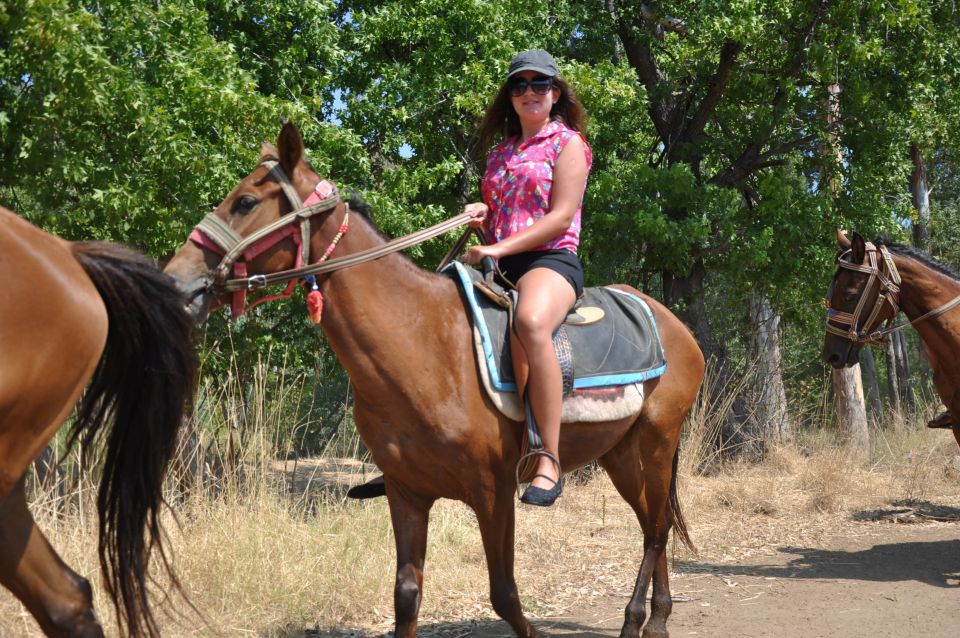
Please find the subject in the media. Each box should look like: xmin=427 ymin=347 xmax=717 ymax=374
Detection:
xmin=4 ymin=0 xmax=960 ymax=447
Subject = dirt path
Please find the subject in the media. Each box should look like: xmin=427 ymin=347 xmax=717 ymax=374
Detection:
xmin=371 ymin=523 xmax=960 ymax=638
xmin=574 ymin=524 xmax=960 ymax=638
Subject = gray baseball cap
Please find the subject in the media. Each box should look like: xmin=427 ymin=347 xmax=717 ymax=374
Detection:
xmin=507 ymin=50 xmax=558 ymax=78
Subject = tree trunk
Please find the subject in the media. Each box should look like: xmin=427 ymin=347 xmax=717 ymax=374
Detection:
xmin=821 ymin=81 xmax=869 ymax=451
xmin=833 ymin=366 xmax=870 ymax=457
xmin=885 ymin=335 xmax=902 ymax=418
xmin=859 ymin=346 xmax=883 ymax=421
xmin=895 ymin=331 xmax=915 ymax=412
xmin=663 ymin=258 xmax=717 ymax=360
xmin=910 ymin=143 xmax=931 ymax=252
xmin=747 ymin=292 xmax=792 ymax=447
xmin=664 ymin=257 xmax=754 ymax=458
xmin=908 ymin=143 xmax=934 ymax=382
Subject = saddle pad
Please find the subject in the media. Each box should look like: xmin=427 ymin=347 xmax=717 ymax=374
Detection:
xmin=447 ymin=261 xmax=667 ymax=393
xmin=473 ymin=324 xmax=646 ymax=423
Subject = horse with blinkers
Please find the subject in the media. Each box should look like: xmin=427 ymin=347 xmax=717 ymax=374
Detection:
xmin=824 ymin=229 xmax=960 ymax=449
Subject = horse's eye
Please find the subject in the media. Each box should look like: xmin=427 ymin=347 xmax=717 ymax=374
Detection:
xmin=843 ymin=290 xmax=859 ymax=303
xmin=233 ymin=195 xmax=258 ymax=215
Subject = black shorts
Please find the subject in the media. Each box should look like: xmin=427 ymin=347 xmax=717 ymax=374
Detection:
xmin=498 ymin=249 xmax=584 ymax=298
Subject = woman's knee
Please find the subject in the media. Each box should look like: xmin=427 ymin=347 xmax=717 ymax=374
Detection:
xmin=513 ymin=307 xmax=552 ymax=344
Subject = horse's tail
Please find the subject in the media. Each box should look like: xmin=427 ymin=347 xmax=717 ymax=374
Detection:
xmin=69 ymin=241 xmax=197 ymax=638
xmin=668 ymin=445 xmax=696 ymax=552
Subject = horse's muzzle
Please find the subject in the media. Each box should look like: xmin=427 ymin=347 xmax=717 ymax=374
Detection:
xmin=823 ymin=339 xmax=859 ymax=369
xmin=174 ymin=275 xmax=216 ymax=323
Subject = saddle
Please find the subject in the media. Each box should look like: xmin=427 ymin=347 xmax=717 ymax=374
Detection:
xmin=444 ymin=261 xmax=667 ymax=424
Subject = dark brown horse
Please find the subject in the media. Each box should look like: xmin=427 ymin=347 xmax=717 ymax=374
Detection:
xmin=823 ymin=230 xmax=960 ymax=449
xmin=165 ymin=123 xmax=705 ymax=638
xmin=0 ymin=207 xmax=196 ymax=637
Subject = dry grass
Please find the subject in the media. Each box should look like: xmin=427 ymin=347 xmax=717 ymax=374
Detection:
xmin=4 ymin=358 xmax=960 ymax=636
xmin=4 ymin=421 xmax=959 ymax=637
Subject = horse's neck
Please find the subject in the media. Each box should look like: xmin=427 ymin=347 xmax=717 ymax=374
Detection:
xmin=895 ymin=255 xmax=960 ymax=349
xmin=313 ymin=212 xmax=463 ymax=398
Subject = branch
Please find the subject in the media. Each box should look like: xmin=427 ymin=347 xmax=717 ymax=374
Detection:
xmin=709 ymin=0 xmax=832 ymax=187
xmin=682 ymin=39 xmax=744 ymax=145
xmin=752 ymin=159 xmax=788 ymax=171
xmin=638 ymin=3 xmax=688 ymax=36
xmin=615 ymin=13 xmax=670 ymax=139
xmin=758 ymin=133 xmax=818 ymax=161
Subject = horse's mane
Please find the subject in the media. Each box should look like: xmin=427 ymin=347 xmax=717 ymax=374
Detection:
xmin=874 ymin=237 xmax=960 ymax=281
xmin=262 ymin=152 xmax=375 ymax=222
xmin=346 ymin=191 xmax=373 ymax=221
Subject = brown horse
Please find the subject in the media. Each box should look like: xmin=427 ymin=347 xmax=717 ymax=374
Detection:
xmin=165 ymin=123 xmax=705 ymax=638
xmin=823 ymin=230 xmax=960 ymax=449
xmin=0 ymin=207 xmax=196 ymax=637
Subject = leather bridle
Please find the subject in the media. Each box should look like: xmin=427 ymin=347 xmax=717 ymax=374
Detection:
xmin=188 ymin=161 xmax=474 ymax=318
xmin=188 ymin=160 xmax=345 ymax=317
xmin=826 ymin=242 xmax=960 ymax=345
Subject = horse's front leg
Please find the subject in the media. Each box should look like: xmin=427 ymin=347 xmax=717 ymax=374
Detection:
xmin=386 ymin=481 xmax=435 ymax=638
xmin=474 ymin=482 xmax=543 ymax=638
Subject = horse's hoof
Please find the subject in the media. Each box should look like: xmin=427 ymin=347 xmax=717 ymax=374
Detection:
xmin=927 ymin=411 xmax=953 ymax=429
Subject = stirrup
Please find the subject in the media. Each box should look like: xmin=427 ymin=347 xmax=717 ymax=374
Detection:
xmin=515 ymin=448 xmax=561 ymax=500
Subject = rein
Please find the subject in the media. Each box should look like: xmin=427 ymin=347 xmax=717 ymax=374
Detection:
xmin=189 ymin=161 xmax=473 ymax=318
xmin=221 ymin=212 xmax=473 ymax=292
xmin=826 ymin=242 xmax=960 ymax=345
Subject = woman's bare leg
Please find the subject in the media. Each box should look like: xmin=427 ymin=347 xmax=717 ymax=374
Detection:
xmin=514 ymin=268 xmax=576 ymax=490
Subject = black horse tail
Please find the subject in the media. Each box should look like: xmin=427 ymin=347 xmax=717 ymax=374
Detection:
xmin=668 ymin=445 xmax=696 ymax=553
xmin=68 ymin=241 xmax=197 ymax=638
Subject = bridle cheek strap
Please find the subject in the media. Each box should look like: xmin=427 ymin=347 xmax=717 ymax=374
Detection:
xmin=826 ymin=244 xmax=901 ymax=345
xmin=188 ymin=166 xmax=341 ymax=317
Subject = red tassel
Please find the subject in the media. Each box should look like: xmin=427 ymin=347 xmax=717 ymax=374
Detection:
xmin=306 ymin=290 xmax=324 ymax=324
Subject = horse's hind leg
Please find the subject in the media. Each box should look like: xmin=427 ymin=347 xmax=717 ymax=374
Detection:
xmin=0 ymin=477 xmax=103 ymax=637
xmin=599 ymin=418 xmax=681 ymax=638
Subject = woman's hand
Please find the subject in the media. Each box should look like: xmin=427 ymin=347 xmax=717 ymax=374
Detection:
xmin=464 ymin=202 xmax=489 ymax=229
xmin=461 ymin=243 xmax=501 ymax=266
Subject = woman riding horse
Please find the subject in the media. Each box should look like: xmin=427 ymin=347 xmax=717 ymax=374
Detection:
xmin=165 ymin=120 xmax=704 ymax=638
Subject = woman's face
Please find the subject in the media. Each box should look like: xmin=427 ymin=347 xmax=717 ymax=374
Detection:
xmin=508 ymin=71 xmax=559 ymax=126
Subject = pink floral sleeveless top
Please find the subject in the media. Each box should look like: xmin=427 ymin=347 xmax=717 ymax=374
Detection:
xmin=481 ymin=119 xmax=592 ymax=253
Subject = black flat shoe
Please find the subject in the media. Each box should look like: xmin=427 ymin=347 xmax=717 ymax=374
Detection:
xmin=520 ymin=474 xmax=562 ymax=507
xmin=346 ymin=475 xmax=387 ymax=499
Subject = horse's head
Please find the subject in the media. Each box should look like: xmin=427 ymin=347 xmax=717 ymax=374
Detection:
xmin=165 ymin=122 xmax=342 ymax=322
xmin=822 ymin=229 xmax=900 ymax=367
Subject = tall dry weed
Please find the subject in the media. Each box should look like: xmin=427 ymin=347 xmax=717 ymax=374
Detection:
xmin=6 ymin=348 xmax=960 ymax=636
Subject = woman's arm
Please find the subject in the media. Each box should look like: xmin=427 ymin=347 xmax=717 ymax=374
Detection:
xmin=463 ymin=134 xmax=588 ymax=264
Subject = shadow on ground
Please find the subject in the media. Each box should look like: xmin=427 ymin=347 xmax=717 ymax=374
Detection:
xmin=271 ymin=617 xmax=613 ymax=638
xmin=679 ymin=536 xmax=960 ymax=588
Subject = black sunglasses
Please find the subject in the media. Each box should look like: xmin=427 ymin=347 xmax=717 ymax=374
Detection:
xmin=508 ymin=76 xmax=555 ymax=97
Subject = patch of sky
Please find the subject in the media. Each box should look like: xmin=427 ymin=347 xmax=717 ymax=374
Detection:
xmin=327 ymin=87 xmax=346 ymax=125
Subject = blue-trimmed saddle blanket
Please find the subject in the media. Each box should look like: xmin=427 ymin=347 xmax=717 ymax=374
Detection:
xmin=446 ymin=261 xmax=668 ymax=423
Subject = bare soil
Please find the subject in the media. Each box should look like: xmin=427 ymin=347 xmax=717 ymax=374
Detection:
xmin=571 ymin=523 xmax=960 ymax=638
xmin=283 ymin=453 xmax=960 ymax=638
xmin=315 ymin=522 xmax=958 ymax=638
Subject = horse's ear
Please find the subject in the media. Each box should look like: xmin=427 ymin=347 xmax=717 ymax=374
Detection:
xmin=260 ymin=141 xmax=278 ymax=162
xmin=277 ymin=122 xmax=304 ymax=176
xmin=851 ymin=232 xmax=866 ymax=264
xmin=836 ymin=228 xmax=852 ymax=249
